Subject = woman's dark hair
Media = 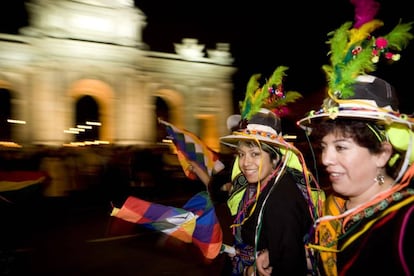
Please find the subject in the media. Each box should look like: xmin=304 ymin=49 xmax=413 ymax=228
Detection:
xmin=311 ymin=118 xmax=400 ymax=177
xmin=237 ymin=140 xmax=280 ymax=161
xmin=312 ymin=118 xmax=384 ymax=154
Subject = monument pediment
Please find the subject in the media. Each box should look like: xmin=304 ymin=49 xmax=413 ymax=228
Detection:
xmin=20 ymin=0 xmax=147 ymax=47
xmin=71 ymin=0 xmax=134 ymax=8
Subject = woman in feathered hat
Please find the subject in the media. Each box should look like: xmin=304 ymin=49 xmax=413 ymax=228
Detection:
xmin=258 ymin=1 xmax=414 ymax=275
xmin=219 ymin=66 xmax=323 ymax=275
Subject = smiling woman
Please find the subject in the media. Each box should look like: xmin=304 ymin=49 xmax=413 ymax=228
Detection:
xmin=293 ymin=0 xmax=414 ymax=274
xmin=219 ymin=108 xmax=320 ymax=275
xmin=217 ymin=66 xmax=323 ymax=275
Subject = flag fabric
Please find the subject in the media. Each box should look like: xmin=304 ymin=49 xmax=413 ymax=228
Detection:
xmin=182 ymin=191 xmax=223 ymax=259
xmin=111 ymin=191 xmax=223 ymax=259
xmin=158 ymin=119 xmax=224 ymax=180
xmin=111 ymin=196 xmax=196 ymax=243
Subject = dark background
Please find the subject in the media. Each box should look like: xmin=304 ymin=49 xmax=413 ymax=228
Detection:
xmin=1 ymin=0 xmax=413 ymax=114
xmin=137 ymin=0 xmax=414 ymax=115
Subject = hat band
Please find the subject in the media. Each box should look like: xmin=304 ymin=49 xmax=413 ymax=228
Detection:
xmin=337 ymin=99 xmax=394 ymax=112
xmin=313 ymin=105 xmax=400 ymax=118
xmin=240 ymin=128 xmax=279 ymax=140
xmin=247 ymin=124 xmax=278 ymax=135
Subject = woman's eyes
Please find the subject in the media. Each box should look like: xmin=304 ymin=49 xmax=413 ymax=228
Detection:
xmin=335 ymin=145 xmax=347 ymax=151
xmin=237 ymin=151 xmax=261 ymax=157
xmin=320 ymin=144 xmax=347 ymax=152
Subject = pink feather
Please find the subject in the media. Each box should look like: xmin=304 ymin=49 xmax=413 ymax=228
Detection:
xmin=351 ymin=0 xmax=380 ymax=28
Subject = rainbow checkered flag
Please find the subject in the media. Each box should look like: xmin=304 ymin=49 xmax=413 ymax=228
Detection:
xmin=110 ymin=196 xmax=196 ymax=243
xmin=158 ymin=119 xmax=224 ymax=180
xmin=182 ymin=191 xmax=223 ymax=259
xmin=111 ymin=191 xmax=223 ymax=259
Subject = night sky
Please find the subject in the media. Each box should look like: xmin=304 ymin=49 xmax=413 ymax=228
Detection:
xmin=1 ymin=0 xmax=414 ymax=114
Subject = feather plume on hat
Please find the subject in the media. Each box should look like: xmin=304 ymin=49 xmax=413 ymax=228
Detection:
xmin=323 ymin=0 xmax=413 ymax=100
xmin=239 ymin=66 xmax=302 ymax=121
xmin=298 ymin=0 xmax=414 ymax=130
xmin=297 ymin=0 xmax=414 ymax=181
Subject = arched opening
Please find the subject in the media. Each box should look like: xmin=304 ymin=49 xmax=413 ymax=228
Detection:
xmin=75 ymin=95 xmax=100 ymax=142
xmin=0 ymin=88 xmax=11 ymax=141
xmin=155 ymin=96 xmax=169 ymax=142
xmin=69 ymin=79 xmax=114 ymax=143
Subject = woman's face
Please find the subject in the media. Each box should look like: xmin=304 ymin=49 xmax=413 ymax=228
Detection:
xmin=237 ymin=142 xmax=274 ymax=184
xmin=320 ymin=132 xmax=382 ymax=197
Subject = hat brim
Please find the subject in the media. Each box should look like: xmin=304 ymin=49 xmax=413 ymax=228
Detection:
xmin=297 ymin=109 xmax=414 ymax=131
xmin=220 ymin=132 xmax=294 ymax=150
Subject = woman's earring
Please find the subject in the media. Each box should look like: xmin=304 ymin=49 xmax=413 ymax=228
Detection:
xmin=375 ymin=174 xmax=385 ymax=185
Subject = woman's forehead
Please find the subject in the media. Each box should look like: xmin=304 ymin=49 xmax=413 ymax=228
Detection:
xmin=237 ymin=140 xmax=260 ymax=148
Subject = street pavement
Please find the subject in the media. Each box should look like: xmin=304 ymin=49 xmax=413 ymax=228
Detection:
xmin=1 ymin=184 xmax=232 ymax=276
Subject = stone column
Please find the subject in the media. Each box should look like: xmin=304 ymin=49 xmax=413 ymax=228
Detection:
xmin=29 ymin=66 xmax=67 ymax=146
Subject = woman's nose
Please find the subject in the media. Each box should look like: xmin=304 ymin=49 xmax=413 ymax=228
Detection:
xmin=321 ymin=148 xmax=334 ymax=166
xmin=240 ymin=155 xmax=251 ymax=167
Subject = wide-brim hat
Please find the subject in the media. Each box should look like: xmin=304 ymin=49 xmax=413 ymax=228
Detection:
xmin=297 ymin=75 xmax=414 ymax=132
xmin=220 ymin=109 xmax=294 ymax=150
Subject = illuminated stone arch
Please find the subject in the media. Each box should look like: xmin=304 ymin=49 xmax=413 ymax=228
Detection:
xmin=152 ymin=88 xmax=185 ymax=143
xmin=68 ymin=79 xmax=114 ymax=142
xmin=0 ymin=77 xmax=14 ymax=91
xmin=154 ymin=88 xmax=184 ymax=128
xmin=0 ymin=87 xmax=12 ymax=141
xmin=0 ymin=76 xmax=28 ymax=144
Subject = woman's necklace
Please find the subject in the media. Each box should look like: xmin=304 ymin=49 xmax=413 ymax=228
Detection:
xmin=248 ymin=184 xmax=256 ymax=200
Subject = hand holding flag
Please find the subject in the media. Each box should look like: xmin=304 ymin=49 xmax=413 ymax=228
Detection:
xmin=111 ymin=191 xmax=225 ymax=259
xmin=158 ymin=119 xmax=224 ymax=183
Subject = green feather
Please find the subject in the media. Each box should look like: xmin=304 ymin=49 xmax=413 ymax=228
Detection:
xmin=328 ymin=22 xmax=353 ymax=66
xmin=240 ymin=73 xmax=262 ymax=120
xmin=267 ymin=66 xmax=289 ymax=86
xmin=384 ymin=21 xmax=414 ymax=50
xmin=323 ymin=17 xmax=413 ymax=99
xmin=263 ymin=91 xmax=302 ymax=110
xmin=239 ymin=66 xmax=302 ymax=120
